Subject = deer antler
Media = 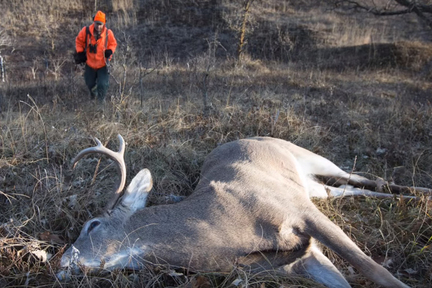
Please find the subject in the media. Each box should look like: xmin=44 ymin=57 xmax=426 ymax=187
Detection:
xmin=72 ymin=134 xmax=126 ymax=212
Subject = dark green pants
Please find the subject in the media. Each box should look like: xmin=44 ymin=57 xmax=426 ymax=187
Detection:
xmin=84 ymin=65 xmax=109 ymax=102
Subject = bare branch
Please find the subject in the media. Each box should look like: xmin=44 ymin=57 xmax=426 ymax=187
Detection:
xmin=333 ymin=0 xmax=432 ymax=28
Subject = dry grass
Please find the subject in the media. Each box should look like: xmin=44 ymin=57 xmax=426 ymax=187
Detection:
xmin=1 ymin=0 xmax=432 ymax=287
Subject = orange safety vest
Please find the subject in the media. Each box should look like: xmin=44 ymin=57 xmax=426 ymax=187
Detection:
xmin=76 ymin=23 xmax=117 ymax=70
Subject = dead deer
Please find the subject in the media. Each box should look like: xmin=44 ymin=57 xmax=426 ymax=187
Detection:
xmin=60 ymin=135 xmax=431 ymax=287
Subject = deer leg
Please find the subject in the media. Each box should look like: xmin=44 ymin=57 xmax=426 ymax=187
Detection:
xmin=324 ymin=185 xmax=418 ymax=199
xmin=278 ymin=242 xmax=351 ymax=288
xmin=317 ymin=175 xmax=432 ymax=196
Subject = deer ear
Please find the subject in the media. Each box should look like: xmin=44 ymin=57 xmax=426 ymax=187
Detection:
xmin=120 ymin=169 xmax=153 ymax=215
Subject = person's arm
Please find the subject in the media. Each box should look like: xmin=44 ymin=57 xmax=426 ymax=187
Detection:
xmin=104 ymin=30 xmax=117 ymax=60
xmin=75 ymin=27 xmax=87 ymax=53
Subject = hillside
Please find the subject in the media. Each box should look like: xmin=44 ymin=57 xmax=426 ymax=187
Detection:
xmin=0 ymin=0 xmax=431 ymax=287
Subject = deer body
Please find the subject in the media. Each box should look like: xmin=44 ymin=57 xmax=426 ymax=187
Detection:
xmin=61 ymin=136 xmax=413 ymax=288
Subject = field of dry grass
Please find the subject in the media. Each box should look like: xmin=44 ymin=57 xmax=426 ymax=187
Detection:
xmin=1 ymin=0 xmax=431 ymax=287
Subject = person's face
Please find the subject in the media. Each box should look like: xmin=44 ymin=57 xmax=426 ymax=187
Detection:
xmin=94 ymin=22 xmax=104 ymax=33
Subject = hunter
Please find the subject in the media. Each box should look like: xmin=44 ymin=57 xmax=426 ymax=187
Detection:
xmin=75 ymin=10 xmax=117 ymax=104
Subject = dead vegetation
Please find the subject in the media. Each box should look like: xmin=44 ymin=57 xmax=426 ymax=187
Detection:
xmin=0 ymin=0 xmax=431 ymax=287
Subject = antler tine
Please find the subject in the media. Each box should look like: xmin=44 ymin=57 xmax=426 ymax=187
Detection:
xmin=72 ymin=135 xmax=127 ymax=212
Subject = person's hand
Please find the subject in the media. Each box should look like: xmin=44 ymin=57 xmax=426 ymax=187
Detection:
xmin=104 ymin=49 xmax=113 ymax=59
xmin=74 ymin=52 xmax=87 ymax=64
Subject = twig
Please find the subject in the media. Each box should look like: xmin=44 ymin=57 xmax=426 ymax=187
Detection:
xmin=0 ymin=55 xmax=5 ymax=82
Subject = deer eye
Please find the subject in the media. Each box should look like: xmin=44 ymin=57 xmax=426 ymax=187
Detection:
xmin=87 ymin=220 xmax=101 ymax=234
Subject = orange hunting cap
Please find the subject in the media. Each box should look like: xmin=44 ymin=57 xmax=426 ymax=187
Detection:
xmin=94 ymin=10 xmax=106 ymax=24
